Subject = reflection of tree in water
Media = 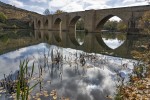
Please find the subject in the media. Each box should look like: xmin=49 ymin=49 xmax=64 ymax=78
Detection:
xmin=101 ymin=32 xmax=126 ymax=41
xmin=76 ymin=31 xmax=85 ymax=45
xmin=0 ymin=30 xmax=36 ymax=54
xmin=0 ymin=30 xmax=31 ymax=41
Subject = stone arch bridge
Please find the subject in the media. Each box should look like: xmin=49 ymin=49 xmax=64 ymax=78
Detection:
xmin=32 ymin=5 xmax=150 ymax=33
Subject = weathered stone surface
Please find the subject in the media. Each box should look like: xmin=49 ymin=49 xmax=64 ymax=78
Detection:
xmin=33 ymin=5 xmax=150 ymax=34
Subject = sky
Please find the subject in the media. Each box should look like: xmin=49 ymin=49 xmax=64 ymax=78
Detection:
xmin=0 ymin=0 xmax=149 ymax=14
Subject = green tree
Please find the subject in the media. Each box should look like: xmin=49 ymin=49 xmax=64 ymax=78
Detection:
xmin=0 ymin=12 xmax=7 ymax=23
xmin=76 ymin=18 xmax=84 ymax=30
xmin=117 ymin=21 xmax=127 ymax=32
xmin=55 ymin=10 xmax=64 ymax=14
xmin=139 ymin=11 xmax=150 ymax=34
xmin=103 ymin=20 xmax=127 ymax=32
xmin=103 ymin=20 xmax=118 ymax=31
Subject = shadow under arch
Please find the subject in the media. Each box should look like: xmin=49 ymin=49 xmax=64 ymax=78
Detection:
xmin=34 ymin=30 xmax=42 ymax=39
xmin=52 ymin=31 xmax=62 ymax=43
xmin=37 ymin=20 xmax=41 ymax=29
xmin=53 ymin=18 xmax=62 ymax=31
xmin=70 ymin=16 xmax=81 ymax=27
xmin=68 ymin=16 xmax=84 ymax=46
xmin=45 ymin=33 xmax=49 ymax=41
xmin=44 ymin=19 xmax=48 ymax=29
xmin=43 ymin=31 xmax=49 ymax=41
xmin=52 ymin=18 xmax=62 ymax=42
xmin=95 ymin=15 xmax=126 ymax=32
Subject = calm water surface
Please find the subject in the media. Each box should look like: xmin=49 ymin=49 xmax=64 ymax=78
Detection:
xmin=0 ymin=30 xmax=149 ymax=100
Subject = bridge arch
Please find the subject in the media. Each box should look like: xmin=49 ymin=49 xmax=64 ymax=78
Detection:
xmin=70 ymin=16 xmax=81 ymax=23
xmin=68 ymin=16 xmax=85 ymax=46
xmin=69 ymin=16 xmax=85 ymax=32
xmin=37 ymin=20 xmax=41 ymax=29
xmin=53 ymin=18 xmax=62 ymax=31
xmin=44 ymin=19 xmax=48 ymax=29
xmin=95 ymin=14 xmax=127 ymax=32
xmin=52 ymin=18 xmax=62 ymax=42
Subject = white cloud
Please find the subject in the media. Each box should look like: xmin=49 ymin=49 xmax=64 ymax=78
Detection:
xmin=28 ymin=5 xmax=45 ymax=14
xmin=30 ymin=0 xmax=47 ymax=3
xmin=123 ymin=1 xmax=148 ymax=7
xmin=61 ymin=2 xmax=84 ymax=12
xmin=6 ymin=0 xmax=149 ymax=14
xmin=8 ymin=0 xmax=24 ymax=7
xmin=122 ymin=0 xmax=135 ymax=5
xmin=116 ymin=0 xmax=148 ymax=7
xmin=48 ymin=0 xmax=110 ymax=12
xmin=49 ymin=0 xmax=69 ymax=8
xmin=85 ymin=4 xmax=110 ymax=10
xmin=48 ymin=0 xmax=148 ymax=13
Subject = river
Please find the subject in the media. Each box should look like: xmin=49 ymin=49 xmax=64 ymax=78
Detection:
xmin=0 ymin=30 xmax=149 ymax=100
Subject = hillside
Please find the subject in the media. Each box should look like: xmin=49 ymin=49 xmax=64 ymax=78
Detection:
xmin=0 ymin=1 xmax=42 ymax=20
xmin=0 ymin=1 xmax=43 ymax=29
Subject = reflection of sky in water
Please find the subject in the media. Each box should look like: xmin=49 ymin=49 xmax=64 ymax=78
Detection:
xmin=102 ymin=38 xmax=125 ymax=49
xmin=77 ymin=38 xmax=84 ymax=45
xmin=0 ymin=43 xmax=136 ymax=100
xmin=76 ymin=31 xmax=85 ymax=45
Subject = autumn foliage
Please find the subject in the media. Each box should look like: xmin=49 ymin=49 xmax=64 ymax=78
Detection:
xmin=139 ymin=11 xmax=150 ymax=34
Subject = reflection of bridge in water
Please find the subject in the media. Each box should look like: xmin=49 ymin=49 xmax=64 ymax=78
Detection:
xmin=34 ymin=30 xmax=137 ymax=59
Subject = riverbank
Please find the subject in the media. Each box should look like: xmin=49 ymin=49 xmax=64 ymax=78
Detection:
xmin=115 ymin=43 xmax=150 ymax=100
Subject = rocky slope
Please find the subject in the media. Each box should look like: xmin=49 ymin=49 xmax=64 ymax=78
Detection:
xmin=0 ymin=1 xmax=42 ymax=20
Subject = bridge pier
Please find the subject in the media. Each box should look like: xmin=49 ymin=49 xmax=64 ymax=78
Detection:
xmin=127 ymin=28 xmax=140 ymax=35
xmin=84 ymin=10 xmax=96 ymax=33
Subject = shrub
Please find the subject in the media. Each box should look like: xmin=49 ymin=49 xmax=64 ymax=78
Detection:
xmin=12 ymin=24 xmax=17 ymax=28
xmin=139 ymin=11 xmax=150 ymax=34
xmin=0 ymin=12 xmax=7 ymax=23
